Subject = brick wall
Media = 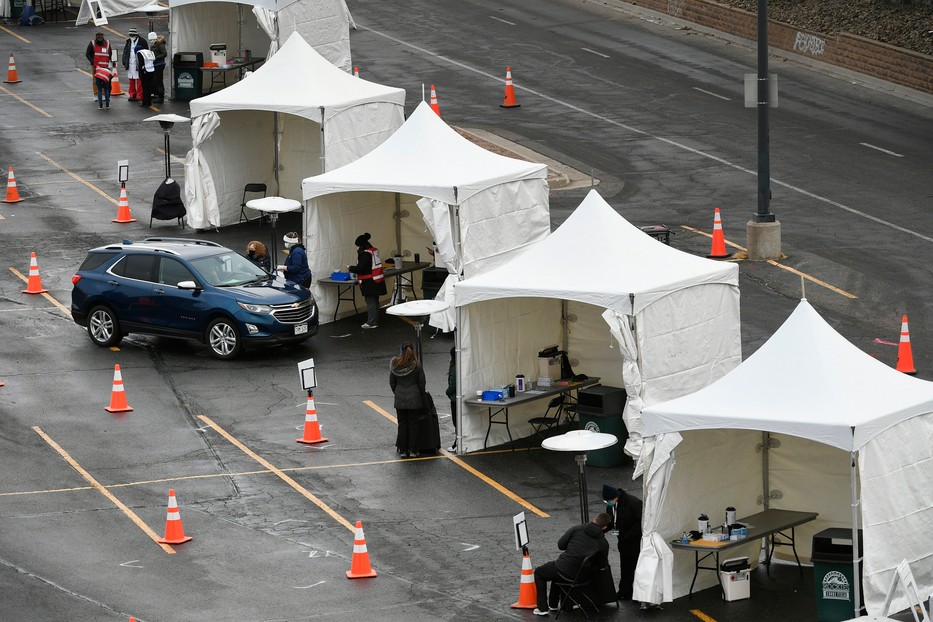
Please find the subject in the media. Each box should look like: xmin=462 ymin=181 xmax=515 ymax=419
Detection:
xmin=629 ymin=0 xmax=933 ymax=94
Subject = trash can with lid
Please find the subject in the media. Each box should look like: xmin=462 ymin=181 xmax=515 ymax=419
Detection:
xmin=421 ymin=267 xmax=447 ymax=300
xmin=172 ymin=52 xmax=203 ymax=101
xmin=719 ymin=556 xmax=750 ymax=601
xmin=575 ymin=385 xmax=627 ymax=467
xmin=10 ymin=0 xmax=25 ymax=18
xmin=811 ymin=528 xmax=863 ymax=622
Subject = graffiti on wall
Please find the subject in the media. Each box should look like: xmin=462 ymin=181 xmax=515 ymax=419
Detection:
xmin=793 ymin=31 xmax=826 ymax=56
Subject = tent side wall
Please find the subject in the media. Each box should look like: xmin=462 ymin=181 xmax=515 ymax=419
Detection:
xmin=860 ymin=412 xmax=933 ymax=615
xmin=277 ymin=0 xmax=350 ymax=71
xmin=324 ymin=103 xmax=405 ymax=171
xmin=637 ymin=283 xmax=742 ymax=408
xmin=459 ymin=297 xmax=564 ymax=452
xmin=171 ymin=5 xmax=268 ymax=80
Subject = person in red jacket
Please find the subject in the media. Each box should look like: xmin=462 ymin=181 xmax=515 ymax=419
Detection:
xmin=348 ymin=232 xmax=387 ymax=329
xmin=85 ymin=31 xmax=111 ymax=102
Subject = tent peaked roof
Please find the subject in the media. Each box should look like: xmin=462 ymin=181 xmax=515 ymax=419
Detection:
xmin=301 ymin=100 xmax=547 ymax=204
xmin=643 ymin=299 xmax=933 ymax=450
xmin=170 ymin=0 xmax=301 ymax=13
xmin=454 ymin=189 xmax=738 ymax=314
xmin=189 ymin=32 xmax=405 ymax=122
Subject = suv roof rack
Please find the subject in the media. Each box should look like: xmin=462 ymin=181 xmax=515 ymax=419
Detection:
xmin=141 ymin=237 xmax=224 ymax=247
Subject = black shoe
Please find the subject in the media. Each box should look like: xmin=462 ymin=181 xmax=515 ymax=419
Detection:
xmin=99 ymin=104 xmax=103 ymax=109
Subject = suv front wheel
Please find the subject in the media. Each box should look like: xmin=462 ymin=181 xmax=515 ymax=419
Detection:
xmin=88 ymin=305 xmax=122 ymax=347
xmin=206 ymin=317 xmax=242 ymax=360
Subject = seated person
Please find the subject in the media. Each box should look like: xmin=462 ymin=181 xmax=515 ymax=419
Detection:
xmin=533 ymin=513 xmax=611 ymax=615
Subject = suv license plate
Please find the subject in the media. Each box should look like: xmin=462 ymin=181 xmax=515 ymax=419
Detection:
xmin=294 ymin=323 xmax=308 ymax=335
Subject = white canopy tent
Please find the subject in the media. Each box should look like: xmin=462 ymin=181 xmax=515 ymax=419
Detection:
xmin=637 ymin=299 xmax=933 ymax=616
xmin=184 ymin=32 xmax=405 ymax=230
xmin=74 ymin=0 xmax=166 ymax=26
xmin=301 ymin=100 xmax=551 ymax=327
xmin=168 ymin=0 xmax=352 ymax=74
xmin=452 ymin=189 xmax=742 ymax=452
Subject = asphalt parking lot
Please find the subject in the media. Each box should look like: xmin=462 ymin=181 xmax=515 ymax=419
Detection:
xmin=2 ymin=2 xmax=931 ymax=621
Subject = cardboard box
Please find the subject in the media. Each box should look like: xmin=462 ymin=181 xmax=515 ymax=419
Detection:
xmin=538 ymin=356 xmax=561 ymax=380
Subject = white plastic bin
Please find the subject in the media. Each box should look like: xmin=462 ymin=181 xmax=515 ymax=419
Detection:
xmin=720 ymin=556 xmax=750 ymax=601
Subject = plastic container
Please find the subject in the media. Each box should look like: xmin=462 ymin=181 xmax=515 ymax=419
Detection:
xmin=720 ymin=556 xmax=750 ymax=601
xmin=172 ymin=52 xmax=203 ymax=100
xmin=812 ymin=528 xmax=863 ymax=622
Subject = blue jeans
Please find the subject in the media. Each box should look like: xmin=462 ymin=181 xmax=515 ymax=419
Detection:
xmin=95 ymin=77 xmax=111 ymax=106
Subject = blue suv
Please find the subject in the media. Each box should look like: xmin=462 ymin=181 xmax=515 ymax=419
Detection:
xmin=71 ymin=238 xmax=318 ymax=359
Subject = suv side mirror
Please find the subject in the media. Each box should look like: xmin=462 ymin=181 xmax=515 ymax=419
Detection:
xmin=177 ymin=280 xmax=202 ymax=290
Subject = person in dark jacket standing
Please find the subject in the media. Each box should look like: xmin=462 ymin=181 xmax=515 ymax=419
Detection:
xmin=602 ymin=484 xmax=643 ymax=601
xmin=348 ymin=232 xmax=386 ymax=329
xmin=85 ymin=31 xmax=111 ymax=101
xmin=389 ymin=342 xmax=426 ymax=458
xmin=533 ymin=513 xmax=612 ymax=615
xmin=446 ymin=346 xmax=457 ymax=451
xmin=148 ymin=32 xmax=167 ymax=103
xmin=278 ymin=232 xmax=312 ymax=287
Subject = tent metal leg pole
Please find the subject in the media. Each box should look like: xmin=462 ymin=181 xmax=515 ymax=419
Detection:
xmin=273 ymin=112 xmax=280 ymax=195
xmin=561 ymin=300 xmax=569 ymax=353
xmin=851 ymin=452 xmax=862 ymax=619
xmin=395 ymin=193 xmax=402 ymax=259
xmin=455 ymin=308 xmax=461 ymax=452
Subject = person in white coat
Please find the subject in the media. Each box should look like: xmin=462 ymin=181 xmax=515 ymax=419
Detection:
xmin=121 ymin=27 xmax=148 ymax=102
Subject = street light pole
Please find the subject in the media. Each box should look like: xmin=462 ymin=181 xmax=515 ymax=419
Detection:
xmin=756 ymin=0 xmax=774 ymax=224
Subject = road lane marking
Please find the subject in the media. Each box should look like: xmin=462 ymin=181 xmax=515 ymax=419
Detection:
xmin=36 ymin=151 xmax=119 ymax=205
xmin=581 ymin=47 xmax=610 ymax=58
xmin=8 ymin=267 xmax=73 ymax=316
xmin=859 ymin=142 xmax=903 ymax=157
xmin=32 ymin=426 xmax=176 ymax=555
xmin=490 ymin=15 xmax=515 ymax=25
xmin=690 ymin=610 xmax=718 ymax=622
xmin=680 ymin=225 xmax=857 ymax=299
xmin=693 ymin=87 xmax=730 ymax=100
xmin=360 ymin=24 xmax=933 ymax=245
xmin=197 ymin=414 xmax=356 ymax=533
xmin=0 ymin=25 xmax=30 ymax=43
xmin=0 ymin=84 xmax=52 ymax=117
xmin=363 ymin=400 xmax=549 ymax=518
xmin=0 ymin=449 xmax=531 ymax=497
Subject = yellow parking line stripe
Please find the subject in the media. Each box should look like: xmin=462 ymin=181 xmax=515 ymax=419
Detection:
xmin=32 ymin=426 xmax=176 ymax=555
xmin=36 ymin=151 xmax=119 ymax=206
xmin=690 ymin=610 xmax=718 ymax=622
xmin=680 ymin=225 xmax=857 ymax=299
xmin=8 ymin=267 xmax=73 ymax=317
xmin=0 ymin=25 xmax=30 ymax=43
xmin=364 ymin=400 xmax=549 ymax=518
xmin=0 ymin=84 xmax=51 ymax=117
xmin=197 ymin=414 xmax=356 ymax=533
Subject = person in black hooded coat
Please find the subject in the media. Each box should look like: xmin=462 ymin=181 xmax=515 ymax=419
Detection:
xmin=389 ymin=342 xmax=426 ymax=458
xmin=602 ymin=484 xmax=643 ymax=600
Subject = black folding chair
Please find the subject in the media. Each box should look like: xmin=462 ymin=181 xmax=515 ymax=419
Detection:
xmin=527 ymin=395 xmax=564 ymax=449
xmin=553 ymin=553 xmax=599 ymax=619
xmin=239 ymin=183 xmax=267 ymax=224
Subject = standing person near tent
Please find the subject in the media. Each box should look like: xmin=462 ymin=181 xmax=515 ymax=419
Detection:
xmin=277 ymin=232 xmax=312 ymax=287
xmin=533 ymin=513 xmax=612 ymax=615
xmin=602 ymin=484 xmax=643 ymax=601
xmin=85 ymin=31 xmax=111 ymax=101
xmin=348 ymin=232 xmax=386 ymax=329
xmin=136 ymin=46 xmax=157 ymax=108
xmin=246 ymin=241 xmax=272 ymax=272
xmin=122 ymin=27 xmax=148 ymax=102
xmin=446 ymin=346 xmax=458 ymax=451
xmin=93 ymin=63 xmax=112 ymax=110
xmin=389 ymin=342 xmax=426 ymax=459
xmin=148 ymin=32 xmax=167 ymax=104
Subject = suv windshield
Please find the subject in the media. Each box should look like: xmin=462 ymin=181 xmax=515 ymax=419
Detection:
xmin=190 ymin=251 xmax=270 ymax=287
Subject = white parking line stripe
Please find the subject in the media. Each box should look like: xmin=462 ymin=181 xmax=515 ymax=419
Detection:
xmin=693 ymin=87 xmax=730 ymax=100
xmin=490 ymin=16 xmax=515 ymax=25
xmin=859 ymin=142 xmax=903 ymax=157
xmin=581 ymin=47 xmax=610 ymax=58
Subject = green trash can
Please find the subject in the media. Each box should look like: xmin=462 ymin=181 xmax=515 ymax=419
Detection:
xmin=577 ymin=411 xmax=626 ymax=467
xmin=811 ymin=528 xmax=863 ymax=622
xmin=10 ymin=0 xmax=25 ymax=18
xmin=172 ymin=52 xmax=203 ymax=101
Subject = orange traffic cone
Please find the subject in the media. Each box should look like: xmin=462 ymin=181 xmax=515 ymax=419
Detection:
xmin=510 ymin=549 xmax=537 ymax=609
xmin=113 ymin=185 xmax=136 ymax=223
xmin=346 ymin=520 xmax=377 ymax=578
xmin=21 ymin=252 xmax=48 ymax=294
xmin=500 ymin=66 xmax=520 ymax=108
xmin=896 ymin=314 xmax=917 ymax=375
xmin=429 ymin=84 xmax=441 ymax=117
xmin=110 ymin=64 xmax=124 ymax=96
xmin=104 ymin=364 xmax=134 ymax=413
xmin=297 ymin=391 xmax=328 ymax=444
xmin=4 ymin=53 xmax=21 ymax=84
xmin=353 ymin=65 xmax=359 ymax=78
xmin=706 ymin=207 xmax=729 ymax=259
xmin=157 ymin=489 xmax=193 ymax=544
xmin=2 ymin=166 xmax=24 ymax=203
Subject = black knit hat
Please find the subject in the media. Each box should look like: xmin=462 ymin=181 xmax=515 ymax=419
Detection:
xmin=602 ymin=484 xmax=619 ymax=501
xmin=354 ymin=232 xmax=371 ymax=247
